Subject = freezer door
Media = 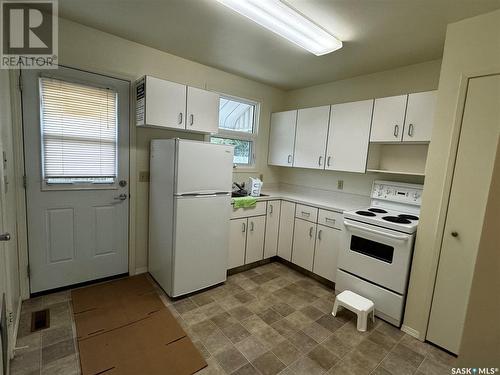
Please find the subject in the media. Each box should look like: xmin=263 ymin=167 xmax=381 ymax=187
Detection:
xmin=176 ymin=140 xmax=234 ymax=194
xmin=172 ymin=194 xmax=230 ymax=296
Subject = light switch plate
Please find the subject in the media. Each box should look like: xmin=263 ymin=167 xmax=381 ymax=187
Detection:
xmin=139 ymin=171 xmax=150 ymax=182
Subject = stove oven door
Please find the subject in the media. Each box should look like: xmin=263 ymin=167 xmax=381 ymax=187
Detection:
xmin=338 ymin=219 xmax=415 ymax=294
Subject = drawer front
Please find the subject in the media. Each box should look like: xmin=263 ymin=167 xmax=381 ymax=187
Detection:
xmin=318 ymin=209 xmax=343 ymax=230
xmin=231 ymin=201 xmax=267 ymax=219
xmin=295 ymin=204 xmax=318 ymax=223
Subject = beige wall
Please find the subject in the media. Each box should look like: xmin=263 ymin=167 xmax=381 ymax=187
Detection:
xmin=403 ymin=9 xmax=500 ymax=339
xmin=458 ymin=139 xmax=500 ymax=366
xmin=276 ymin=60 xmax=441 ymax=196
xmin=57 ymin=18 xmax=286 ymax=272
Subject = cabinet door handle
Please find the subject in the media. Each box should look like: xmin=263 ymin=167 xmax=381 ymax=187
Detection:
xmin=287 ymin=154 xmax=292 ymax=164
xmin=301 ymin=211 xmax=310 ymax=217
xmin=408 ymin=123 xmax=414 ymax=137
xmin=190 ymin=114 xmax=194 ymax=126
xmin=394 ymin=124 xmax=399 ymax=138
xmin=309 ymin=226 xmax=314 ymax=238
xmin=242 ymin=222 xmax=246 ymax=233
xmin=269 ymin=204 xmax=273 ymax=214
xmin=318 ymin=229 xmax=322 ymax=240
xmin=250 ymin=221 xmax=254 ymax=231
xmin=325 ymin=217 xmax=336 ymax=224
xmin=178 ymin=112 xmax=183 ymax=125
xmin=318 ymin=156 xmax=323 ymax=166
xmin=327 ymin=156 xmax=331 ymax=167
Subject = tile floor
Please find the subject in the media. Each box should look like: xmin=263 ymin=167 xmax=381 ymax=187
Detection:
xmin=10 ymin=262 xmax=457 ymax=375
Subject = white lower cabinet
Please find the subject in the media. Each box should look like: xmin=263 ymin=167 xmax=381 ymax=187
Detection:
xmin=277 ymin=201 xmax=296 ymax=261
xmin=264 ymin=200 xmax=281 ymax=258
xmin=228 ymin=218 xmax=247 ymax=269
xmin=246 ymin=216 xmax=266 ymax=264
xmin=292 ymin=218 xmax=317 ymax=271
xmin=313 ymin=225 xmax=342 ymax=282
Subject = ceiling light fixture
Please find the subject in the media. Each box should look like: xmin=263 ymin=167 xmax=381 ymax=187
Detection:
xmin=216 ymin=0 xmax=342 ymax=56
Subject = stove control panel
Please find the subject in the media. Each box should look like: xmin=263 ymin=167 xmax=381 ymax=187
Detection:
xmin=372 ymin=181 xmax=423 ymax=205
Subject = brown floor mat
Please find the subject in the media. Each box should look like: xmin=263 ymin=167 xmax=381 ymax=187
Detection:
xmin=71 ymin=275 xmax=207 ymax=375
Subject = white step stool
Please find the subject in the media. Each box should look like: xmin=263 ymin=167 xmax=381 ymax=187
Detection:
xmin=332 ymin=290 xmax=375 ymax=332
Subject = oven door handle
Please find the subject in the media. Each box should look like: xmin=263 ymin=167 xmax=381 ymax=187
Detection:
xmin=343 ymin=221 xmax=410 ymax=241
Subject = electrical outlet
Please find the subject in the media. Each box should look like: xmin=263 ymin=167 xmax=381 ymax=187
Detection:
xmin=139 ymin=171 xmax=150 ymax=182
xmin=337 ymin=180 xmax=344 ymax=190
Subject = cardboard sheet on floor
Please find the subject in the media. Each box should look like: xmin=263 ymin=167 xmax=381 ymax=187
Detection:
xmin=78 ymin=309 xmax=206 ymax=375
xmin=74 ymin=292 xmax=165 ymax=340
xmin=71 ymin=274 xmax=155 ymax=313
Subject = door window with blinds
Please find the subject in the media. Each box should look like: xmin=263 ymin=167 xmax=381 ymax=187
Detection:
xmin=39 ymin=77 xmax=118 ymax=186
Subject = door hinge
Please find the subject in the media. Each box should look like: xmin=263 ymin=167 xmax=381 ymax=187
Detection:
xmin=8 ymin=311 xmax=14 ymax=325
xmin=18 ymin=74 xmax=23 ymax=92
xmin=23 ymin=175 xmax=27 ymax=188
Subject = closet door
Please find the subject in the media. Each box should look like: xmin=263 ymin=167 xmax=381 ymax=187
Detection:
xmin=427 ymin=75 xmax=500 ymax=354
xmin=293 ymin=106 xmax=330 ymax=169
xmin=325 ymin=100 xmax=373 ymax=172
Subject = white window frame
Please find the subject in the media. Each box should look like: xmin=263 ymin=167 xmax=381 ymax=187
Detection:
xmin=213 ymin=94 xmax=260 ymax=170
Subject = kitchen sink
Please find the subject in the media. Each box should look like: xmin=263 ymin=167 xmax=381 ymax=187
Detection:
xmin=231 ymin=192 xmax=268 ymax=197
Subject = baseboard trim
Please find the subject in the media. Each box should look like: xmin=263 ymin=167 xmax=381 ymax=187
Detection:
xmin=135 ymin=267 xmax=148 ymax=275
xmin=10 ymin=298 xmax=22 ymax=358
xmin=401 ymin=324 xmax=421 ymax=339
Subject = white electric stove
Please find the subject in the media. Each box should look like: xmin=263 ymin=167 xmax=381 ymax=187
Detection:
xmin=336 ymin=180 xmax=424 ymax=327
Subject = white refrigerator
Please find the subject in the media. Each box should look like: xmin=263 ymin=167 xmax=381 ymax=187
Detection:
xmin=148 ymin=139 xmax=234 ymax=297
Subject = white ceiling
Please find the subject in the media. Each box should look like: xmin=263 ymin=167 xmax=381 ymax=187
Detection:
xmin=59 ymin=0 xmax=500 ymax=90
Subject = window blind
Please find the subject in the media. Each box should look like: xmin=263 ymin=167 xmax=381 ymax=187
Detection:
xmin=39 ymin=77 xmax=118 ymax=181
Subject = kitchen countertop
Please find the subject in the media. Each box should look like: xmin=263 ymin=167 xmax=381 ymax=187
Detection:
xmin=232 ymin=185 xmax=371 ymax=213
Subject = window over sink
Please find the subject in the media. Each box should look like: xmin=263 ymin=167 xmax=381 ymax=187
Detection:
xmin=210 ymin=95 xmax=259 ymax=167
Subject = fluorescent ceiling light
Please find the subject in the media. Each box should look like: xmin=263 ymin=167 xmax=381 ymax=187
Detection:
xmin=216 ymin=0 xmax=342 ymax=56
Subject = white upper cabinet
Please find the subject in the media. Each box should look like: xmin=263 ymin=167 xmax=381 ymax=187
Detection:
xmin=325 ymin=100 xmax=373 ymax=173
xmin=138 ymin=76 xmax=186 ymax=129
xmin=294 ymin=106 xmax=330 ymax=169
xmin=268 ymin=110 xmax=297 ymax=167
xmin=403 ymin=91 xmax=436 ymax=142
xmin=186 ymin=86 xmax=219 ymax=134
xmin=370 ymin=95 xmax=408 ymax=142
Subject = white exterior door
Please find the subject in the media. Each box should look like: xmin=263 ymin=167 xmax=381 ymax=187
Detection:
xmin=370 ymin=95 xmax=407 ymax=142
xmin=325 ymin=100 xmax=373 ymax=173
xmin=403 ymin=91 xmax=437 ymax=142
xmin=292 ymin=219 xmax=317 ymax=271
xmin=144 ymin=76 xmax=186 ymax=130
xmin=268 ymin=110 xmax=297 ymax=167
xmin=245 ymin=216 xmax=266 ymax=264
xmin=427 ymin=75 xmax=500 ymax=354
xmin=186 ymin=86 xmax=219 ymax=134
xmin=0 ymin=142 xmax=10 ymax=375
xmin=22 ymin=67 xmax=130 ymax=293
xmin=294 ymin=106 xmax=330 ymax=169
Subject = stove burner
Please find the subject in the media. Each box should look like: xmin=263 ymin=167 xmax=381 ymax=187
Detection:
xmin=368 ymin=208 xmax=387 ymax=213
xmin=382 ymin=216 xmax=412 ymax=224
xmin=356 ymin=210 xmax=376 ymax=217
xmin=398 ymin=214 xmax=419 ymax=221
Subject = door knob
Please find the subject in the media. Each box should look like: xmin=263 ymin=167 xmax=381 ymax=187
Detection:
xmin=451 ymin=231 xmax=458 ymax=237
xmin=114 ymin=194 xmax=127 ymax=201
xmin=0 ymin=233 xmax=10 ymax=241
